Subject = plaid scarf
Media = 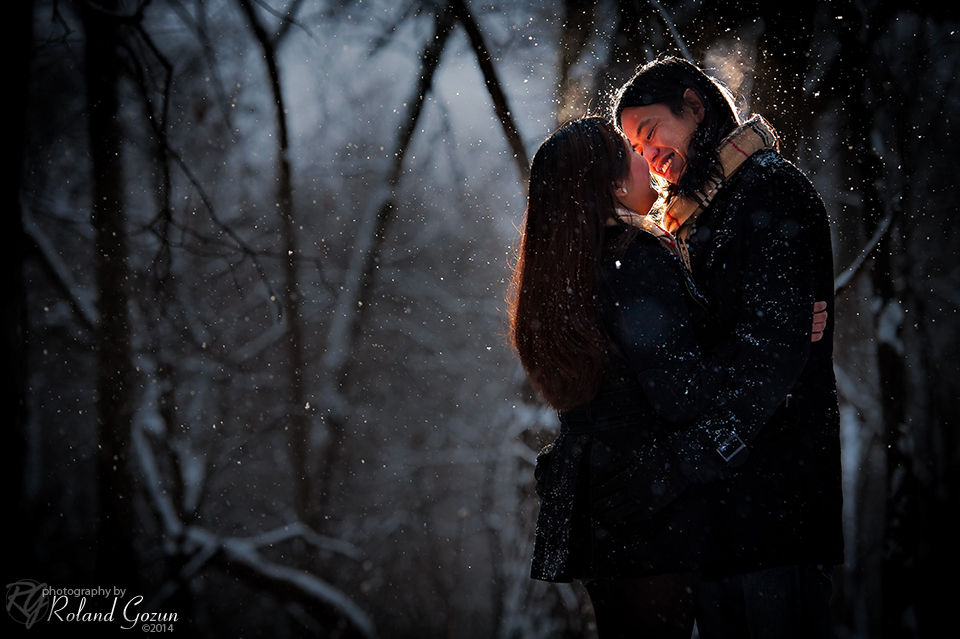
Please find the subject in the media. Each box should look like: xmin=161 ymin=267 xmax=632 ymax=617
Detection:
xmin=659 ymin=115 xmax=780 ymax=270
xmin=611 ymin=206 xmax=680 ymax=256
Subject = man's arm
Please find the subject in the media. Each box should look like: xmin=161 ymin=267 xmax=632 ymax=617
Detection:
xmin=667 ymin=169 xmax=823 ymax=482
xmin=595 ymin=167 xmax=827 ymax=521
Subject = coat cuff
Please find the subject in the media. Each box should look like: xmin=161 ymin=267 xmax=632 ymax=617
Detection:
xmin=665 ymin=410 xmax=748 ymax=484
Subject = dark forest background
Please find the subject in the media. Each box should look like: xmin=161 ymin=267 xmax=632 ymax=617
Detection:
xmin=7 ymin=0 xmax=959 ymax=637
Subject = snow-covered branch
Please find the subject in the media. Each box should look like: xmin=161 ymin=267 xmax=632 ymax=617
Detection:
xmin=132 ymin=410 xmax=372 ymax=634
xmin=219 ymin=535 xmax=377 ymax=638
xmin=22 ymin=207 xmax=98 ymax=331
xmin=834 ymin=200 xmax=901 ymax=296
xmin=647 ymin=0 xmax=693 ymax=62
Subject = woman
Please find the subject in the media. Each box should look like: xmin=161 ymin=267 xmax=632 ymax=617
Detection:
xmin=509 ymin=116 xmax=729 ymax=637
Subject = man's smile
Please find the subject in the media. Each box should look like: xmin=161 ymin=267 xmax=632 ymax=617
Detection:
xmin=654 ymin=153 xmax=674 ymax=177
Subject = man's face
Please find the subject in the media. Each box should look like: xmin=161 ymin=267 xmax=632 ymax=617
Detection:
xmin=619 ymin=93 xmax=703 ymax=185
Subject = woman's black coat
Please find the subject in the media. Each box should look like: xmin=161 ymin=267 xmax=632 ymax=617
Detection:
xmin=531 ymin=225 xmax=728 ymax=582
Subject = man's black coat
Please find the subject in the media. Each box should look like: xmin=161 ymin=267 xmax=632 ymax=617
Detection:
xmin=682 ymin=149 xmax=844 ymax=575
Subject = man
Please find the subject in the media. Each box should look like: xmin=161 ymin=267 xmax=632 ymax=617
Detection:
xmin=613 ymin=57 xmax=842 ymax=638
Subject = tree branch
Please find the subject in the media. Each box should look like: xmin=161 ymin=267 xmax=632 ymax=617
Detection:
xmin=22 ymin=208 xmax=99 ymax=333
xmin=448 ymin=0 xmax=530 ymax=186
xmin=319 ymin=4 xmax=456 ymax=383
xmin=133 ymin=415 xmax=369 ymax=634
xmin=646 ymin=0 xmax=693 ymax=62
xmin=315 ymin=2 xmax=457 ymax=513
xmin=218 ymin=536 xmax=377 ymax=638
xmin=834 ymin=198 xmax=901 ymax=296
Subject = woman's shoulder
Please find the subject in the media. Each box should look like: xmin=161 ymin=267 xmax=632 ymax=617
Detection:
xmin=603 ymin=225 xmax=681 ymax=275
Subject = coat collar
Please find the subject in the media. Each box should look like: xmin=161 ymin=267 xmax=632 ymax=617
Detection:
xmin=608 ymin=206 xmax=681 ymax=257
xmin=662 ymin=114 xmax=780 ymax=236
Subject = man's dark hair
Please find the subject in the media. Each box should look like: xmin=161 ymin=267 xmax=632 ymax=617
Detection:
xmin=614 ymin=56 xmax=740 ymax=199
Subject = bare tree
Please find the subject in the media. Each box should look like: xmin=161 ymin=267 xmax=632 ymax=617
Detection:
xmin=817 ymin=7 xmax=960 ymax=636
xmin=78 ymin=0 xmax=141 ymax=591
xmin=236 ymin=0 xmax=313 ymax=525
xmin=8 ymin=0 xmax=36 ymax=585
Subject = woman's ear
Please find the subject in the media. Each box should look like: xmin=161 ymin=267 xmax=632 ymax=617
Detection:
xmin=612 ymin=185 xmax=625 ymax=207
xmin=683 ymin=88 xmax=705 ymax=123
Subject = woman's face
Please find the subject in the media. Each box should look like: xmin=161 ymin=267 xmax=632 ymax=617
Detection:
xmin=615 ymin=138 xmax=658 ymax=215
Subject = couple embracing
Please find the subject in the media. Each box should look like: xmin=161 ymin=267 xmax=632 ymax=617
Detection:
xmin=509 ymin=57 xmax=842 ymax=638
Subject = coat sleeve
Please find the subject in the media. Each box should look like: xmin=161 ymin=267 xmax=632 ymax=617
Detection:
xmin=665 ymin=165 xmax=823 ymax=483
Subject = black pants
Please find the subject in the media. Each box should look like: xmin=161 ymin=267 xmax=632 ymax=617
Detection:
xmin=696 ymin=564 xmax=837 ymax=639
xmin=583 ymin=571 xmax=701 ymax=639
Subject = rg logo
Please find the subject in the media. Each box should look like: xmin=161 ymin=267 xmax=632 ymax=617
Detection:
xmin=6 ymin=580 xmax=49 ymax=628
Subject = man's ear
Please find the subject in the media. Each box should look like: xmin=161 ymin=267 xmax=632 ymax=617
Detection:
xmin=683 ymin=88 xmax=705 ymax=123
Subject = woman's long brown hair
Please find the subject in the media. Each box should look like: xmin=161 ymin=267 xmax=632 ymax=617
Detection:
xmin=508 ymin=117 xmax=633 ymax=410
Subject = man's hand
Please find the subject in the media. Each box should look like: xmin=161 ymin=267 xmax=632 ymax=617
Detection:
xmin=811 ymin=301 xmax=827 ymax=342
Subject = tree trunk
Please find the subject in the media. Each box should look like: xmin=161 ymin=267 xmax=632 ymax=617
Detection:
xmin=81 ymin=0 xmax=140 ymax=589
xmin=8 ymin=0 xmax=35 ymax=583
xmin=237 ymin=0 xmax=310 ymax=523
xmin=316 ymin=1 xmax=457 ymax=516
